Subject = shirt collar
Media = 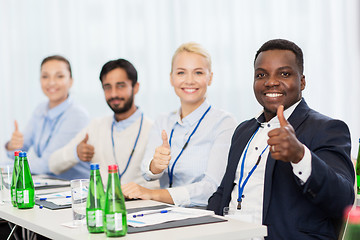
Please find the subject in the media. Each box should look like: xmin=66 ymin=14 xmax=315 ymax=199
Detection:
xmin=255 ymin=99 xmax=302 ymax=127
xmin=175 ymin=100 xmax=210 ymax=126
xmin=44 ymin=97 xmax=72 ymax=120
xmin=112 ymin=107 xmax=142 ymax=131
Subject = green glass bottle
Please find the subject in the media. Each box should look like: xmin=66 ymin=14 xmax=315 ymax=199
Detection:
xmin=343 ymin=207 xmax=360 ymax=240
xmin=16 ymin=151 xmax=35 ymax=209
xmin=356 ymin=138 xmax=360 ymax=194
xmin=86 ymin=163 xmax=105 ymax=233
xmin=104 ymin=165 xmax=127 ymax=237
xmin=10 ymin=150 xmax=21 ymax=207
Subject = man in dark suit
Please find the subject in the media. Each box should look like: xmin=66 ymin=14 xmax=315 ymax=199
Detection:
xmin=207 ymin=39 xmax=355 ymax=239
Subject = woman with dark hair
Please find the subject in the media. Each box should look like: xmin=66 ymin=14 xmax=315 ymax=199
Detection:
xmin=5 ymin=55 xmax=90 ymax=180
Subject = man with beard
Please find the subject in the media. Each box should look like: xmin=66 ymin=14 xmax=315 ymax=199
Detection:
xmin=49 ymin=59 xmax=156 ymax=186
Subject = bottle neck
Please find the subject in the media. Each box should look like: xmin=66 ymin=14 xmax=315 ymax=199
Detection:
xmin=91 ymin=169 xmax=100 ymax=174
xmin=90 ymin=169 xmax=102 ymax=181
xmin=107 ymin=171 xmax=120 ymax=188
xmin=20 ymin=157 xmax=30 ymax=170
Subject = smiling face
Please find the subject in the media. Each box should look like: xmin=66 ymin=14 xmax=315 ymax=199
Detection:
xmin=253 ymin=49 xmax=305 ymax=121
xmin=170 ymin=51 xmax=213 ymax=113
xmin=40 ymin=59 xmax=73 ymax=108
xmin=102 ymin=68 xmax=139 ymax=120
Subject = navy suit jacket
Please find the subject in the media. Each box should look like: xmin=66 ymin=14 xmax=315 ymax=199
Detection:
xmin=207 ymin=99 xmax=355 ymax=240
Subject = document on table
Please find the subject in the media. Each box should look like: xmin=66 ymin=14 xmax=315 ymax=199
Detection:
xmin=36 ymin=191 xmax=72 ymax=206
xmin=33 ymin=175 xmax=70 ymax=189
xmin=127 ymin=207 xmax=214 ymax=227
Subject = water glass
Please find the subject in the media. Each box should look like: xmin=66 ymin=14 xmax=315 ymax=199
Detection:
xmin=70 ymin=179 xmax=89 ymax=225
xmin=0 ymin=165 xmax=13 ymax=204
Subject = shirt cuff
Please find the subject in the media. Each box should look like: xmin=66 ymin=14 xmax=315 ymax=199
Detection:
xmin=143 ymin=161 xmax=164 ymax=180
xmin=291 ymin=145 xmax=312 ymax=184
xmin=5 ymin=142 xmax=15 ymax=159
xmin=167 ymin=186 xmax=191 ymax=207
xmin=73 ymin=146 xmax=81 ymax=162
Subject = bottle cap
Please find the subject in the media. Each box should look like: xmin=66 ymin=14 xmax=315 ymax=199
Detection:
xmin=108 ymin=164 xmax=118 ymax=171
xmin=14 ymin=151 xmax=21 ymax=156
xmin=345 ymin=206 xmax=360 ymax=224
xmin=90 ymin=163 xmax=99 ymax=170
xmin=19 ymin=152 xmax=27 ymax=157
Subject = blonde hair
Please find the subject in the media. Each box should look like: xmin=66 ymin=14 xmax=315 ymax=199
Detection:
xmin=171 ymin=42 xmax=212 ymax=73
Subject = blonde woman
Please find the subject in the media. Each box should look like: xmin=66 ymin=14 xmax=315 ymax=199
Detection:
xmin=122 ymin=42 xmax=236 ymax=207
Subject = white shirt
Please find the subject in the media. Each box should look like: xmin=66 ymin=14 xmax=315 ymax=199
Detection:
xmin=142 ymin=100 xmax=237 ymax=207
xmin=229 ymin=101 xmax=312 ymax=235
xmin=49 ymin=109 xmax=157 ymax=188
xmin=6 ymin=97 xmax=90 ymax=180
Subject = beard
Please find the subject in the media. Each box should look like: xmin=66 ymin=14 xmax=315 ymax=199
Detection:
xmin=107 ymin=91 xmax=134 ymax=114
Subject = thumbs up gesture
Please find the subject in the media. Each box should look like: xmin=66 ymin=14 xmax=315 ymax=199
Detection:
xmin=267 ymin=105 xmax=304 ymax=163
xmin=76 ymin=133 xmax=95 ymax=162
xmin=6 ymin=120 xmax=24 ymax=151
xmin=150 ymin=130 xmax=171 ymax=174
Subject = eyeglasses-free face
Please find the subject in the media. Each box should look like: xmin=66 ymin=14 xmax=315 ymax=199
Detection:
xmin=40 ymin=59 xmax=73 ymax=109
xmin=253 ymin=49 xmax=305 ymax=122
xmin=170 ymin=52 xmax=213 ymax=112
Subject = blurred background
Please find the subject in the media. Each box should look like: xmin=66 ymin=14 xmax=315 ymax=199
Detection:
xmin=0 ymin=0 xmax=359 ymax=161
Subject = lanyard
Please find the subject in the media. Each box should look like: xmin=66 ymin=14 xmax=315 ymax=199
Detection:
xmin=167 ymin=105 xmax=211 ymax=188
xmin=37 ymin=111 xmax=65 ymax=157
xmin=237 ymin=126 xmax=269 ymax=210
xmin=111 ymin=113 xmax=143 ymax=178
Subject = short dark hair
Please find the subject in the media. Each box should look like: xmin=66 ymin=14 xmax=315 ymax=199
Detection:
xmin=99 ymin=59 xmax=137 ymax=86
xmin=254 ymin=39 xmax=304 ymax=74
xmin=41 ymin=55 xmax=72 ymax=77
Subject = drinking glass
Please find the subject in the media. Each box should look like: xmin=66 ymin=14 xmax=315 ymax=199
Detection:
xmin=0 ymin=165 xmax=13 ymax=204
xmin=70 ymin=179 xmax=89 ymax=225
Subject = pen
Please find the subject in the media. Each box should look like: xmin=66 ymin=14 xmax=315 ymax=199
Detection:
xmin=132 ymin=209 xmax=171 ymax=218
xmin=34 ymin=182 xmax=48 ymax=185
xmin=39 ymin=196 xmax=71 ymax=201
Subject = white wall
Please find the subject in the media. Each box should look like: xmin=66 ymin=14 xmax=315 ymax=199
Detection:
xmin=0 ymin=0 xmax=359 ymax=161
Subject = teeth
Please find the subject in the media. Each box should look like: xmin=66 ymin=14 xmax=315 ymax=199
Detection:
xmin=183 ymin=88 xmax=196 ymax=93
xmin=47 ymin=88 xmax=57 ymax=93
xmin=266 ymin=93 xmax=283 ymax=97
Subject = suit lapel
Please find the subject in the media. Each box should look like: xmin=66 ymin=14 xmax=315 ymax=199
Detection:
xmin=225 ymin=119 xmax=260 ymax=203
xmin=287 ymin=99 xmax=310 ymax=131
xmin=230 ymin=119 xmax=260 ymax=178
xmin=263 ymin=153 xmax=276 ymax=221
xmin=262 ymin=99 xmax=310 ymax=221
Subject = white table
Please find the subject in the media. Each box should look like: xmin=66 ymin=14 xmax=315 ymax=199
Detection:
xmin=0 ymin=199 xmax=267 ymax=240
